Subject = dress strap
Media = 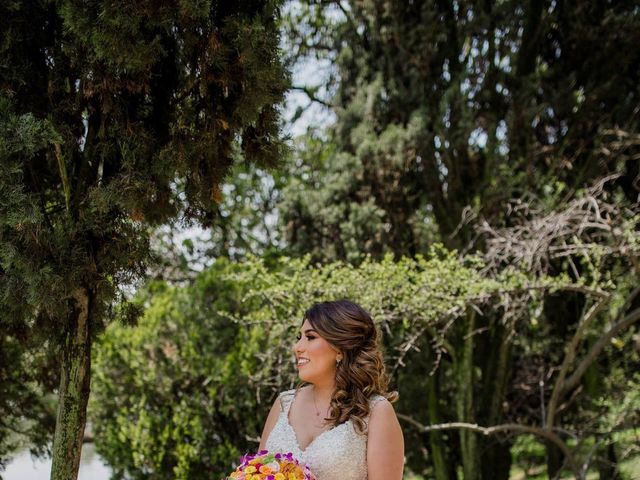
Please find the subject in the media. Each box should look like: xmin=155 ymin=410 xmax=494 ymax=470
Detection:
xmin=279 ymin=389 xmax=296 ymax=413
xmin=365 ymin=395 xmax=386 ymax=422
xmin=370 ymin=394 xmax=386 ymax=407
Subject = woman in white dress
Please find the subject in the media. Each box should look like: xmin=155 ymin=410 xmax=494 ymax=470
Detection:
xmin=258 ymin=300 xmax=404 ymax=480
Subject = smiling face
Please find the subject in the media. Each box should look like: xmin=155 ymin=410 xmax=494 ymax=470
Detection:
xmin=293 ymin=319 xmax=341 ymax=384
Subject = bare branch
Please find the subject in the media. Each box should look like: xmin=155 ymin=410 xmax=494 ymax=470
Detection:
xmin=290 ymin=85 xmax=332 ymax=108
xmin=478 ymin=175 xmax=638 ymax=276
xmin=563 ymin=305 xmax=640 ymax=395
xmin=546 ymin=295 xmax=611 ymax=428
xmin=396 ymin=416 xmax=579 ymax=475
xmin=389 ymin=324 xmax=427 ymax=375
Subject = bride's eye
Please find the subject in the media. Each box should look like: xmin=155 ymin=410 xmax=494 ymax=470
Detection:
xmin=295 ymin=334 xmax=315 ymax=341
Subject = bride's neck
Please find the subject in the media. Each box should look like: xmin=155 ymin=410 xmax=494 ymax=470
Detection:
xmin=310 ymin=382 xmax=336 ymax=403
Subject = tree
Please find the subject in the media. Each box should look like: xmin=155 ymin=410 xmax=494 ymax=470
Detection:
xmin=477 ymin=177 xmax=640 ymax=478
xmin=275 ymin=2 xmax=640 ymax=478
xmin=279 ymin=0 xmax=640 ymax=256
xmin=148 ymin=159 xmax=290 ymax=284
xmin=0 ymin=1 xmax=288 ymax=478
xmin=92 ymin=232 xmax=639 ymax=479
xmin=91 ymin=260 xmax=254 ymax=480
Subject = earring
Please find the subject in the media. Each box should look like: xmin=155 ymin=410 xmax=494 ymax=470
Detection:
xmin=336 ymin=355 xmax=342 ymax=364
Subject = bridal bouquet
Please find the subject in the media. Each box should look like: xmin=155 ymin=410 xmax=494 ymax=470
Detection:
xmin=226 ymin=450 xmax=317 ymax=480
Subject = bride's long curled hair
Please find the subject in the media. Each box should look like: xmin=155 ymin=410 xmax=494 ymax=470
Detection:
xmin=296 ymin=300 xmax=399 ymax=435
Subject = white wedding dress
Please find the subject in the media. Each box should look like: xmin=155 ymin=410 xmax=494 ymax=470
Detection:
xmin=264 ymin=388 xmax=385 ymax=480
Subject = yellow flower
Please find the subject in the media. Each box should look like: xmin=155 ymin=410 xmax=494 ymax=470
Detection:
xmin=259 ymin=465 xmax=273 ymax=475
xmin=288 ymin=474 xmax=297 ymax=480
xmin=252 ymin=475 xmax=262 ymax=480
xmin=275 ymin=474 xmax=285 ymax=480
xmin=245 ymin=466 xmax=257 ymax=474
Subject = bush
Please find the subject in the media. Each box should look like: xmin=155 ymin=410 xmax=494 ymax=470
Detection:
xmin=91 ymin=258 xmax=260 ymax=479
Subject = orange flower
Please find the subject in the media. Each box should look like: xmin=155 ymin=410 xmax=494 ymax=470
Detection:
xmin=259 ymin=465 xmax=274 ymax=475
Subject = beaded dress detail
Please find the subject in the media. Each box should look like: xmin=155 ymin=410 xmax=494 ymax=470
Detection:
xmin=264 ymin=389 xmax=385 ymax=480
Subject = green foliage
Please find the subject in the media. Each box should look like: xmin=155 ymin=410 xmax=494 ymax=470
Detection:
xmin=276 ymin=3 xmax=640 ymax=477
xmin=280 ymin=0 xmax=640 ymax=258
xmin=92 ymin=259 xmax=254 ymax=479
xmin=279 ymin=107 xmax=436 ymax=263
xmin=149 ymin=156 xmax=291 ymax=283
xmin=0 ymin=332 xmax=58 ymax=468
xmin=91 ymin=248 xmax=526 ymax=478
xmin=3 ymin=1 xmax=638 ymax=479
xmin=0 ymin=0 xmax=289 ymax=327
xmin=94 ymin=222 xmax=640 ymax=479
xmin=0 ymin=0 xmax=289 ymax=472
xmin=0 ymin=100 xmax=62 ymax=467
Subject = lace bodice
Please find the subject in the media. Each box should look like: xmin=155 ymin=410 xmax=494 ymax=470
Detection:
xmin=264 ymin=388 xmax=385 ymax=480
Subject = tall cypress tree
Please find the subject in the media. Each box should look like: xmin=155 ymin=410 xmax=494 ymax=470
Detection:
xmin=0 ymin=1 xmax=288 ymax=479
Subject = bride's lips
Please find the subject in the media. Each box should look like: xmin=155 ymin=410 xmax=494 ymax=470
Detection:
xmin=296 ymin=357 xmax=310 ymax=368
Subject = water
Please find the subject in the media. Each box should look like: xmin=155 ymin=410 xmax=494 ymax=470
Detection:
xmin=2 ymin=443 xmax=111 ymax=480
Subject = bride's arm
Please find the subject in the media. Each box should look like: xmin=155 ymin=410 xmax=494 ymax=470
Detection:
xmin=367 ymin=399 xmax=405 ymax=480
xmin=258 ymin=396 xmax=282 ymax=451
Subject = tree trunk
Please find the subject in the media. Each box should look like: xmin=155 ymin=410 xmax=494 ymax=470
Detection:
xmin=426 ymin=372 xmax=455 ymax=480
xmin=50 ymin=287 xmax=92 ymax=480
xmin=596 ymin=441 xmax=620 ymax=479
xmin=545 ymin=440 xmax=564 ymax=479
xmin=480 ymin=323 xmax=513 ymax=480
xmin=456 ymin=308 xmax=480 ymax=480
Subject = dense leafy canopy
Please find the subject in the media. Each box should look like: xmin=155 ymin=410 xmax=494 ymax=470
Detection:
xmin=0 ymin=0 xmax=288 ymax=475
xmin=279 ymin=0 xmax=640 ymax=257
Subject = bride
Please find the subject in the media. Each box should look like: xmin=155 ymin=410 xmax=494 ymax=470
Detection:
xmin=258 ymin=300 xmax=404 ymax=480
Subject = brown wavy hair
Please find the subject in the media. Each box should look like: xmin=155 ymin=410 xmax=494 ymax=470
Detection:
xmin=295 ymin=300 xmax=398 ymax=435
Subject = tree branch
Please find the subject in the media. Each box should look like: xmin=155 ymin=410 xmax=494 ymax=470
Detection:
xmin=562 ymin=303 xmax=640 ymax=395
xmin=290 ymin=85 xmax=332 ymax=108
xmin=396 ymin=416 xmax=578 ymax=474
xmin=468 ymin=283 xmax=609 ymax=302
xmin=546 ymin=294 xmax=610 ymax=428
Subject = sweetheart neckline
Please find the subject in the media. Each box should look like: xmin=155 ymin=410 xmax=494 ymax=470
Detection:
xmin=284 ymin=391 xmax=350 ymax=454
xmin=284 ymin=411 xmax=350 ymax=453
